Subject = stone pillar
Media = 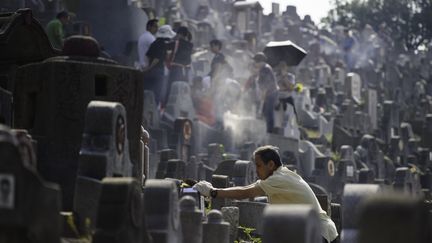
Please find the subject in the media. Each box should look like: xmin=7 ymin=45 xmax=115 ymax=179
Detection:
xmin=180 ymin=196 xmax=203 ymax=243
xmin=202 ymin=210 xmax=230 ymax=243
xmin=211 ymin=174 xmax=229 ymax=210
xmin=221 ymin=206 xmax=239 ymax=243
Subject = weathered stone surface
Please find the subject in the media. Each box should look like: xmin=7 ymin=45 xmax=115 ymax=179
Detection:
xmin=180 ymin=196 xmax=203 ymax=243
xmin=0 ymin=125 xmax=61 ymax=243
xmin=93 ymin=177 xmax=151 ymax=243
xmin=221 ymin=206 xmax=239 ymax=243
xmin=13 ymin=53 xmax=144 ymax=209
xmin=202 ymin=210 xmax=230 ymax=243
xmin=232 ymin=160 xmax=256 ymax=186
xmin=235 ymin=201 xmax=267 ymax=235
xmin=262 ymin=205 xmax=321 ymax=243
xmin=143 ymin=179 xmax=181 ymax=243
xmin=358 ymin=195 xmax=431 ymax=243
xmin=211 ymin=174 xmax=230 ymax=210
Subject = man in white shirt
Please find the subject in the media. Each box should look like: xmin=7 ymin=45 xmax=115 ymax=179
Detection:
xmin=137 ymin=19 xmax=158 ymax=69
xmin=194 ymin=145 xmax=338 ymax=243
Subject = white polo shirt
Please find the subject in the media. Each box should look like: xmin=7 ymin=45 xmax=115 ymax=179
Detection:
xmin=137 ymin=30 xmax=156 ymax=68
xmin=256 ymin=166 xmax=338 ymax=242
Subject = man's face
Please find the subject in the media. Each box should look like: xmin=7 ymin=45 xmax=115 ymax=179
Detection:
xmin=210 ymin=44 xmax=219 ymax=54
xmin=150 ymin=23 xmax=158 ymax=35
xmin=254 ymin=154 xmax=275 ymax=180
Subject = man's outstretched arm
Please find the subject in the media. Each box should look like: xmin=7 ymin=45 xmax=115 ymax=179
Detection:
xmin=216 ymin=183 xmax=266 ymax=199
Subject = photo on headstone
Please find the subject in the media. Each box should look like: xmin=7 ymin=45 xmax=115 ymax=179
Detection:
xmin=0 ymin=174 xmax=14 ymax=209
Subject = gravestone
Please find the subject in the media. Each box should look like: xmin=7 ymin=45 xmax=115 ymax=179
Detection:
xmin=333 ymin=67 xmax=346 ymax=91
xmin=156 ymin=149 xmax=177 ymax=179
xmin=341 ymin=184 xmax=381 ymax=243
xmin=213 ymin=160 xmax=236 ymax=179
xmin=165 ymin=159 xmax=186 ymax=179
xmin=211 ymin=174 xmax=230 ymax=210
xmin=0 ymin=9 xmax=57 ymax=92
xmin=164 ymin=81 xmax=196 ymax=120
xmin=345 ymin=73 xmax=362 ymax=104
xmin=180 ymin=196 xmax=203 ymax=243
xmin=232 ymin=160 xmax=256 ymax=186
xmin=207 ymin=143 xmax=224 ymax=169
xmin=0 ymin=87 xmax=12 ymax=126
xmin=235 ymin=201 xmax=267 ymax=235
xmin=393 ymin=167 xmax=422 ymax=197
xmin=202 ymin=210 xmax=230 ymax=243
xmin=13 ymin=48 xmax=144 ymax=209
xmin=358 ymin=195 xmax=431 ymax=243
xmin=78 ymin=101 xmax=133 ymax=178
xmin=262 ymin=205 xmax=321 ymax=243
xmin=221 ymin=206 xmax=239 ymax=243
xmin=0 ymin=125 xmax=61 ymax=243
xmin=93 ymin=177 xmax=151 ymax=243
xmin=366 ymin=89 xmax=378 ymax=130
xmin=143 ymin=179 xmax=181 ymax=243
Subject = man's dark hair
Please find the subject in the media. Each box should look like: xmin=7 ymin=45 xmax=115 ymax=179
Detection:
xmin=253 ymin=145 xmax=282 ymax=167
xmin=146 ymin=19 xmax=158 ymax=30
xmin=210 ymin=39 xmax=222 ymax=49
xmin=56 ymin=11 xmax=69 ymax=19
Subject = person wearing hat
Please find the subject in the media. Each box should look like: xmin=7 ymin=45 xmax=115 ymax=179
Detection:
xmin=46 ymin=11 xmax=70 ymax=49
xmin=145 ymin=25 xmax=176 ymax=107
xmin=253 ymin=52 xmax=279 ymax=133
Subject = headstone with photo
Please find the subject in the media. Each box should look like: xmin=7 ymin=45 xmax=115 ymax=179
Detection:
xmin=0 ymin=125 xmax=61 ymax=243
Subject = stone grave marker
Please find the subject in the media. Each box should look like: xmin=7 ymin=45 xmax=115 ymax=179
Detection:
xmin=393 ymin=167 xmax=422 ymax=197
xmin=143 ymin=179 xmax=181 ymax=243
xmin=0 ymin=125 xmax=61 ymax=243
xmin=345 ymin=73 xmax=362 ymax=104
xmin=13 ymin=44 xmax=144 ymax=209
xmin=202 ymin=210 xmax=230 ymax=243
xmin=93 ymin=177 xmax=151 ymax=243
xmin=74 ymin=101 xmax=134 ymax=232
xmin=165 ymin=159 xmax=186 ymax=179
xmin=366 ymin=89 xmax=378 ymax=130
xmin=341 ymin=184 xmax=381 ymax=243
xmin=358 ymin=195 xmax=431 ymax=243
xmin=232 ymin=160 xmax=256 ymax=186
xmin=221 ymin=206 xmax=239 ymax=243
xmin=165 ymin=81 xmax=196 ymax=120
xmin=262 ymin=205 xmax=321 ymax=243
xmin=180 ymin=196 xmax=203 ymax=243
xmin=12 ymin=129 xmax=37 ymax=169
xmin=211 ymin=174 xmax=230 ymax=210
xmin=207 ymin=143 xmax=224 ymax=169
xmin=235 ymin=201 xmax=267 ymax=235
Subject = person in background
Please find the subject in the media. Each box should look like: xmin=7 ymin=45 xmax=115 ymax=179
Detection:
xmin=46 ymin=11 xmax=70 ymax=49
xmin=145 ymin=25 xmax=176 ymax=107
xmin=208 ymin=39 xmax=228 ymax=81
xmin=253 ymin=52 xmax=278 ymax=133
xmin=193 ymin=145 xmax=338 ymax=243
xmin=164 ymin=26 xmax=193 ymax=105
xmin=137 ymin=19 xmax=158 ymax=70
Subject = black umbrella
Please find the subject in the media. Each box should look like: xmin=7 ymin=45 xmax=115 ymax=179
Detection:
xmin=263 ymin=40 xmax=307 ymax=66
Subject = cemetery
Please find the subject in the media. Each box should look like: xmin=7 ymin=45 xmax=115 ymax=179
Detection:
xmin=0 ymin=1 xmax=432 ymax=243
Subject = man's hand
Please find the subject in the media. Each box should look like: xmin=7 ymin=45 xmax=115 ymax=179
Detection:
xmin=193 ymin=180 xmax=214 ymax=197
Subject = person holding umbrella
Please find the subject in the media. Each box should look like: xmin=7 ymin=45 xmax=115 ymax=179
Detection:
xmin=252 ymin=52 xmax=278 ymax=133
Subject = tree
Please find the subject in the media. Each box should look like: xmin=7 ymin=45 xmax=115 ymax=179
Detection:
xmin=323 ymin=0 xmax=432 ymax=50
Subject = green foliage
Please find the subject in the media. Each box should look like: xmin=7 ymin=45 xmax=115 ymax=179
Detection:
xmin=236 ymin=226 xmax=262 ymax=243
xmin=323 ymin=0 xmax=432 ymax=50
